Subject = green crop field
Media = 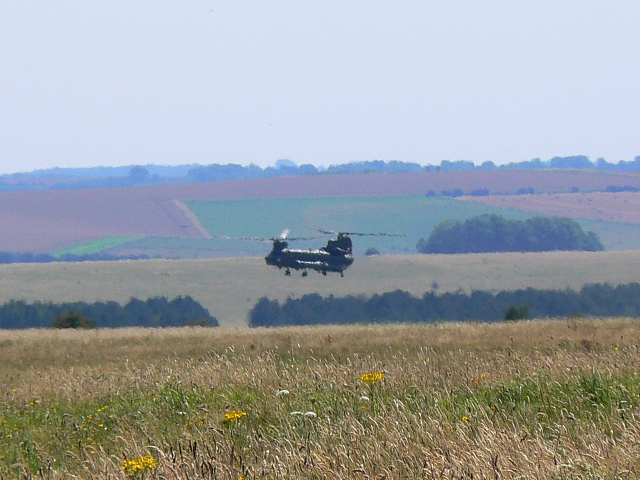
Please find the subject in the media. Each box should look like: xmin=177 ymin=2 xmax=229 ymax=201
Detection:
xmin=575 ymin=219 xmax=640 ymax=251
xmin=3 ymin=319 xmax=640 ymax=478
xmin=185 ymin=195 xmax=640 ymax=253
xmin=60 ymin=195 xmax=640 ymax=258
xmin=2 ymin=250 xmax=640 ymax=327
xmin=53 ymin=236 xmax=143 ymax=256
xmin=185 ymin=195 xmax=516 ymax=255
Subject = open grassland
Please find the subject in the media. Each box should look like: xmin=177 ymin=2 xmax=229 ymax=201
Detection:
xmin=2 ymin=250 xmax=640 ymax=327
xmin=3 ymin=319 xmax=640 ymax=478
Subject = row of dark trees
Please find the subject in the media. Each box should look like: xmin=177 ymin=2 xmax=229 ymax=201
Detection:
xmin=417 ymin=214 xmax=603 ymax=254
xmin=249 ymin=283 xmax=640 ymax=327
xmin=0 ymin=251 xmax=153 ymax=265
xmin=0 ymin=296 xmax=218 ymax=329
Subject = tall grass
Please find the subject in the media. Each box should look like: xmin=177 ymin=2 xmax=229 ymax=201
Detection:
xmin=2 ymin=319 xmax=640 ymax=478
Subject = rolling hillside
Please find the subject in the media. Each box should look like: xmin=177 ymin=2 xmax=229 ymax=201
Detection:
xmin=2 ymin=169 xmax=640 ymax=254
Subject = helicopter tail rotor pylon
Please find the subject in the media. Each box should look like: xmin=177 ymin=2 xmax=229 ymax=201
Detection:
xmin=279 ymin=229 xmax=291 ymax=240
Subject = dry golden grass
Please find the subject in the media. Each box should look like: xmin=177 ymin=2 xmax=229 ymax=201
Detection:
xmin=2 ymin=318 xmax=637 ymax=400
xmin=3 ymin=319 xmax=640 ymax=478
xmin=2 ymin=249 xmax=640 ymax=327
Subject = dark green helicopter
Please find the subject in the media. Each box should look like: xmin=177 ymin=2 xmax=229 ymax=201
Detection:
xmin=262 ymin=227 xmax=404 ymax=277
xmin=264 ymin=229 xmax=353 ymax=276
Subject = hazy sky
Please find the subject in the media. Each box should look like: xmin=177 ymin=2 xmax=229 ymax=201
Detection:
xmin=1 ymin=2 xmax=639 ymax=174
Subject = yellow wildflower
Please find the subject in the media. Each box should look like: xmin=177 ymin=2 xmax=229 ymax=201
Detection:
xmin=122 ymin=456 xmax=158 ymax=477
xmin=360 ymin=372 xmax=384 ymax=384
xmin=224 ymin=410 xmax=247 ymax=423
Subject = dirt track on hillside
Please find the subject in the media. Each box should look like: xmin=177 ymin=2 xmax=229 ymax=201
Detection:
xmin=3 ymin=169 xmax=640 ymax=252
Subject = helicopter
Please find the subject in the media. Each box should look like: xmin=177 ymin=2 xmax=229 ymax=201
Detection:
xmin=223 ymin=227 xmax=404 ymax=277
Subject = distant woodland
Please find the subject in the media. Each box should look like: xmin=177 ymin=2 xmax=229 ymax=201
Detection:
xmin=4 ymin=283 xmax=640 ymax=329
xmin=416 ymin=214 xmax=604 ymax=254
xmin=2 ymin=155 xmax=640 ymax=192
xmin=0 ymin=296 xmax=218 ymax=329
xmin=0 ymin=252 xmax=154 ymax=265
xmin=249 ymin=283 xmax=640 ymax=327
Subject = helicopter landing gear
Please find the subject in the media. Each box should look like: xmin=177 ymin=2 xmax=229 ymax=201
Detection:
xmin=340 ymin=271 xmax=344 ymax=277
xmin=302 ymin=271 xmax=308 ymax=277
xmin=285 ymin=268 xmax=291 ymax=276
xmin=322 ymin=270 xmax=327 ymax=276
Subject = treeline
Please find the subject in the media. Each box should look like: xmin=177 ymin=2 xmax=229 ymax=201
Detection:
xmin=0 ymin=296 xmax=218 ymax=329
xmin=416 ymin=214 xmax=603 ymax=254
xmin=185 ymin=160 xmax=427 ymax=181
xmin=1 ymin=161 xmax=423 ymax=191
xmin=4 ymin=156 xmax=640 ymax=191
xmin=249 ymin=283 xmax=640 ymax=327
xmin=0 ymin=251 xmax=153 ymax=264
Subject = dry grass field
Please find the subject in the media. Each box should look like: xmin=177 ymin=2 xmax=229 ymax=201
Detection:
xmin=461 ymin=191 xmax=640 ymax=224
xmin=1 ymin=250 xmax=640 ymax=327
xmin=3 ymin=320 xmax=640 ymax=478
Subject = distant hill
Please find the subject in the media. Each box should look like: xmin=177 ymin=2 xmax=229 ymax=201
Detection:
xmin=2 ymin=156 xmax=640 ymax=192
xmin=2 ymin=169 xmax=640 ymax=255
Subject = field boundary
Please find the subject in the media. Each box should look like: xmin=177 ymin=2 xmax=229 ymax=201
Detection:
xmin=172 ymin=199 xmax=212 ymax=239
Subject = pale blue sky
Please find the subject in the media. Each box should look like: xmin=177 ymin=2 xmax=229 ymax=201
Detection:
xmin=1 ymin=2 xmax=639 ymax=174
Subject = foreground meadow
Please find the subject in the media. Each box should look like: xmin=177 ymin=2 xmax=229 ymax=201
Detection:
xmin=2 ymin=319 xmax=640 ymax=478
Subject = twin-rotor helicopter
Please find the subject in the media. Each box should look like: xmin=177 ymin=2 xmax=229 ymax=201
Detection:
xmin=218 ymin=227 xmax=404 ymax=277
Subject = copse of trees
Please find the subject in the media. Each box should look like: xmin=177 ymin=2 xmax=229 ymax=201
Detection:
xmin=249 ymin=283 xmax=640 ymax=327
xmin=52 ymin=311 xmax=95 ymax=329
xmin=416 ymin=214 xmax=603 ymax=254
xmin=0 ymin=296 xmax=218 ymax=329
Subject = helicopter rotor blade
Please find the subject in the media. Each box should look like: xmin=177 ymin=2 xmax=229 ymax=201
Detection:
xmin=308 ymin=226 xmax=406 ymax=237
xmin=307 ymin=225 xmax=337 ymax=235
xmin=213 ymin=235 xmax=273 ymax=243
xmin=213 ymin=231 xmax=318 ymax=242
xmin=341 ymin=231 xmax=407 ymax=237
xmin=284 ymin=236 xmax=319 ymax=241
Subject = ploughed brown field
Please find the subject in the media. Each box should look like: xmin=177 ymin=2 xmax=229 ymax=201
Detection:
xmin=2 ymin=169 xmax=640 ymax=252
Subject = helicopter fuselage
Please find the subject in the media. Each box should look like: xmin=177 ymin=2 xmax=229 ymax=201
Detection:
xmin=265 ymin=236 xmax=354 ymax=276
